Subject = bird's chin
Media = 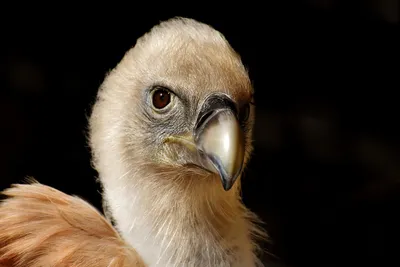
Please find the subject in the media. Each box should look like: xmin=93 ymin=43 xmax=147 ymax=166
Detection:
xmin=182 ymin=163 xmax=215 ymax=176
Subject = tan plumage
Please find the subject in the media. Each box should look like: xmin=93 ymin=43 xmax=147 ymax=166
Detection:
xmin=0 ymin=17 xmax=266 ymax=267
xmin=0 ymin=182 xmax=145 ymax=267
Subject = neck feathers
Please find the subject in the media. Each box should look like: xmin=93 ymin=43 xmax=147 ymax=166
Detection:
xmin=101 ymin=165 xmax=266 ymax=267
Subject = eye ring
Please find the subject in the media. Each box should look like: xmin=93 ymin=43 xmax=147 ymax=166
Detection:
xmin=151 ymin=87 xmax=172 ymax=110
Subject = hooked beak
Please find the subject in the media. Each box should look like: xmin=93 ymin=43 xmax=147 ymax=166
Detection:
xmin=167 ymin=94 xmax=245 ymax=191
xmin=195 ymin=107 xmax=245 ymax=191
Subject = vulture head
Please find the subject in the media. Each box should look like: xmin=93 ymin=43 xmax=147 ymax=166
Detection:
xmin=0 ymin=17 xmax=264 ymax=267
xmin=90 ymin=18 xmax=254 ymax=194
xmin=88 ymin=17 xmax=262 ymax=265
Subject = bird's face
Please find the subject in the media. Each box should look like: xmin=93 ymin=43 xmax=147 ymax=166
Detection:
xmin=92 ymin=18 xmax=255 ymax=191
xmin=134 ymin=84 xmax=253 ymax=191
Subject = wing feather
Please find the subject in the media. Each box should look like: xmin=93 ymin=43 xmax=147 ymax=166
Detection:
xmin=0 ymin=182 xmax=145 ymax=267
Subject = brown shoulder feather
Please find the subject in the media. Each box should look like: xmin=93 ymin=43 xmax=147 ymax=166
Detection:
xmin=0 ymin=183 xmax=145 ymax=267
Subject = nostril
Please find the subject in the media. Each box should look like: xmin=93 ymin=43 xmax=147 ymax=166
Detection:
xmin=195 ymin=93 xmax=238 ymax=131
xmin=195 ymin=110 xmax=214 ymax=130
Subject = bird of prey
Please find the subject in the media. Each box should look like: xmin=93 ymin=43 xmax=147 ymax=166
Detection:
xmin=0 ymin=17 xmax=266 ymax=267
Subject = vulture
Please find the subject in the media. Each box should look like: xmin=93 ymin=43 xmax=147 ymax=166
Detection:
xmin=0 ymin=17 xmax=266 ymax=267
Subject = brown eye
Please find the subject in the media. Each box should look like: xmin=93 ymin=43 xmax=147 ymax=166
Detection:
xmin=152 ymin=88 xmax=171 ymax=109
xmin=239 ymin=103 xmax=250 ymax=122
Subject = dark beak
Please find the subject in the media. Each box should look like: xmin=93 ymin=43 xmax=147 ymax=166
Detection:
xmin=194 ymin=94 xmax=245 ymax=191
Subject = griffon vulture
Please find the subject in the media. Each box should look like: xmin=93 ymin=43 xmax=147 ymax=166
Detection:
xmin=0 ymin=17 xmax=266 ymax=267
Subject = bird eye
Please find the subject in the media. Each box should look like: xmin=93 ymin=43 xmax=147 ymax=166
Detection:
xmin=152 ymin=88 xmax=171 ymax=109
xmin=239 ymin=103 xmax=250 ymax=122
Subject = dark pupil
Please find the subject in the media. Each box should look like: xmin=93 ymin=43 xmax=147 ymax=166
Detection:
xmin=153 ymin=89 xmax=170 ymax=109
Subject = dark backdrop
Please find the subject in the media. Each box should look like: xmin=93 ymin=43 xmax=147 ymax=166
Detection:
xmin=1 ymin=1 xmax=399 ymax=267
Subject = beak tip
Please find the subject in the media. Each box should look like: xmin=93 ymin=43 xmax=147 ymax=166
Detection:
xmin=207 ymin=154 xmax=241 ymax=191
xmin=222 ymin=179 xmax=233 ymax=191
xmin=221 ymin=170 xmax=242 ymax=191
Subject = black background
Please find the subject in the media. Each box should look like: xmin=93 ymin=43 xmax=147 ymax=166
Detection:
xmin=1 ymin=1 xmax=399 ymax=266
